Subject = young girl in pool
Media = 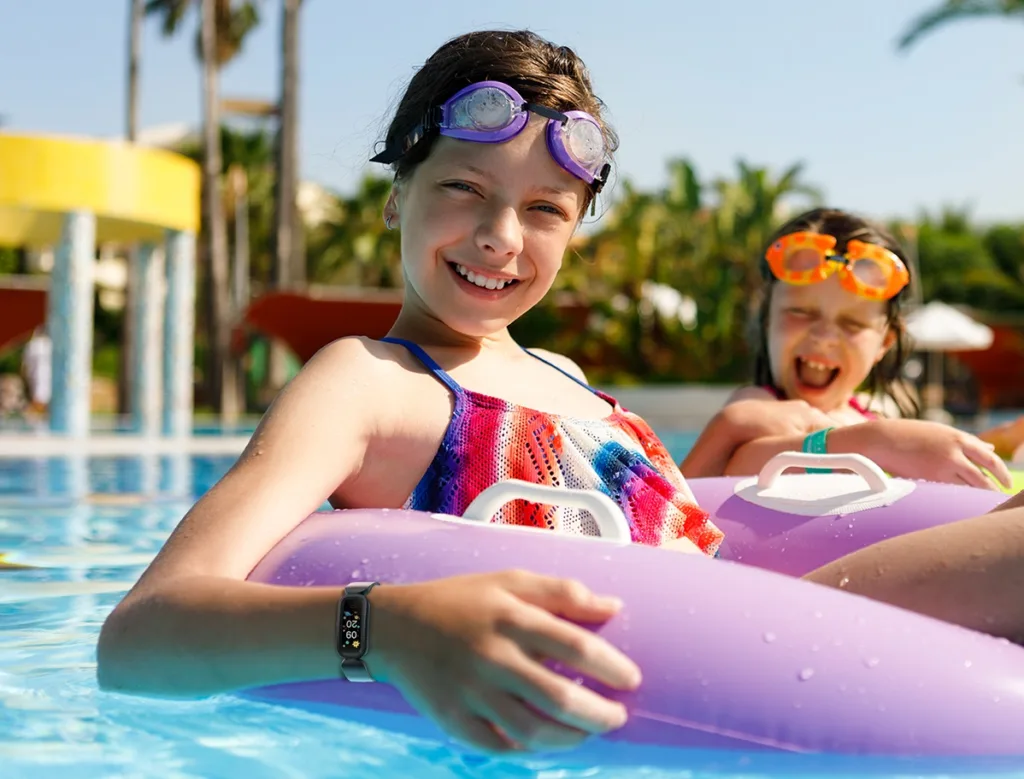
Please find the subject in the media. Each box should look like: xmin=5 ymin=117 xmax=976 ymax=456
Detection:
xmin=100 ymin=35 xmax=1024 ymax=757
xmin=682 ymin=208 xmax=1012 ymax=491
xmin=98 ymin=29 xmax=717 ymax=755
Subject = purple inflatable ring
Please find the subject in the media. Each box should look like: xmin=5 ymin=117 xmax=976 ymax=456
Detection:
xmin=245 ymin=456 xmax=1024 ymax=770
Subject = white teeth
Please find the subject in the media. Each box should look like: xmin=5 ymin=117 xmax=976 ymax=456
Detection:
xmin=804 ymin=359 xmax=831 ymax=371
xmin=454 ymin=263 xmax=512 ymax=290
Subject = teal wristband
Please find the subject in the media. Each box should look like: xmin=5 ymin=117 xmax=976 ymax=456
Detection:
xmin=802 ymin=427 xmax=835 ymax=473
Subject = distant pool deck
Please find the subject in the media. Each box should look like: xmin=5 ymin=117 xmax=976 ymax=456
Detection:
xmin=0 ymin=432 xmax=255 ymax=457
xmin=0 ymin=385 xmax=736 ymax=458
xmin=0 ymin=383 xmax=1010 ymax=462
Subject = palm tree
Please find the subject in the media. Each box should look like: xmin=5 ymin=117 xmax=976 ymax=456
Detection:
xmin=266 ymin=0 xmax=302 ymax=394
xmin=273 ymin=0 xmax=302 ymax=288
xmin=898 ymin=0 xmax=1024 ymax=51
xmin=147 ymin=0 xmax=260 ymax=63
xmin=127 ymin=0 xmax=144 ymax=141
xmin=119 ymin=0 xmax=145 ymax=418
xmin=146 ymin=0 xmax=261 ymax=420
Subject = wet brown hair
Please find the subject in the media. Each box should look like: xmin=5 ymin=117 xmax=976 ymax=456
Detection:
xmin=750 ymin=207 xmax=920 ymax=418
xmin=374 ymin=30 xmax=617 ymax=216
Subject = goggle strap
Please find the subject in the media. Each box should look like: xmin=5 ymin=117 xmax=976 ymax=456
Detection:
xmin=369 ymin=106 xmax=443 ymax=164
xmin=524 ymin=102 xmax=568 ymax=123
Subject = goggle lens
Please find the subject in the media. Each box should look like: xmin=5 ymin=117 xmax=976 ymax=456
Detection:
xmin=454 ymin=87 xmax=517 ymax=131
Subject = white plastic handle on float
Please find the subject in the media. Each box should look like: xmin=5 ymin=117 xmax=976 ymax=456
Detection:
xmin=461 ymin=479 xmax=632 ymax=543
xmin=756 ymin=451 xmax=889 ymax=494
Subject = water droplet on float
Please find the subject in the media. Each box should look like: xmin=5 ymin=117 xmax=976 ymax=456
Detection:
xmin=864 ymin=657 xmax=880 ymax=669
xmin=360 ymin=558 xmax=369 ymax=565
xmin=687 ymin=606 xmax=696 ymax=615
xmin=763 ymin=632 xmax=777 ymax=644
xmin=964 ymin=659 xmax=974 ymax=669
xmin=813 ymin=611 xmax=823 ymax=619
xmin=390 ymin=553 xmax=399 ymax=560
xmin=350 ymin=569 xmax=362 ymax=578
xmin=810 ymin=643 xmax=820 ymax=653
xmin=798 ymin=668 xmax=815 ymax=681
xmin=573 ymin=677 xmax=585 ymax=686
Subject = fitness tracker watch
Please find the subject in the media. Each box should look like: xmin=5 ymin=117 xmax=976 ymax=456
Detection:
xmin=336 ymin=582 xmax=379 ymax=682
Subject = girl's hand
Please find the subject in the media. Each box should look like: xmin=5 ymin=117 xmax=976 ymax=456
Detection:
xmin=857 ymin=419 xmax=1012 ymax=491
xmin=366 ymin=571 xmax=641 ymax=754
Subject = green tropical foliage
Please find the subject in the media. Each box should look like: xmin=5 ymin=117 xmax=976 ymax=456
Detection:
xmin=898 ymin=0 xmax=1024 ymax=51
xmin=146 ymin=0 xmax=261 ymax=65
xmin=285 ymin=158 xmax=1024 ymax=387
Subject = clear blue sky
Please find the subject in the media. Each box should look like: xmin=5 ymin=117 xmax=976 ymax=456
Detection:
xmin=2 ymin=0 xmax=1022 ymax=223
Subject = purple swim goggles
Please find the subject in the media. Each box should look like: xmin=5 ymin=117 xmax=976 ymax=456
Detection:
xmin=370 ymin=80 xmax=611 ymax=193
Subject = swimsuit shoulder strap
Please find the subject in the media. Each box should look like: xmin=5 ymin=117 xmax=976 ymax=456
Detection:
xmin=380 ymin=337 xmax=462 ymax=395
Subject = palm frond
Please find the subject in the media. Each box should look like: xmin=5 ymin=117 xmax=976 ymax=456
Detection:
xmin=898 ymin=0 xmax=1024 ymax=51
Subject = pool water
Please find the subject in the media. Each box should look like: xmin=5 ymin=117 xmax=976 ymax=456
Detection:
xmin=2 ymin=440 xmax=1023 ymax=778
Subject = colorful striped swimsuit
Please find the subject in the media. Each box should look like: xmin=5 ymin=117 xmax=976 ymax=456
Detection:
xmin=384 ymin=338 xmax=723 ymax=556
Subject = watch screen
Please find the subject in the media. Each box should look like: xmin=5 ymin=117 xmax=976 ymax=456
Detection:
xmin=338 ymin=595 xmax=367 ymax=657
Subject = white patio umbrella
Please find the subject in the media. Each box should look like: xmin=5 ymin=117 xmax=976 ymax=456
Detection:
xmin=905 ymin=301 xmax=994 ymax=416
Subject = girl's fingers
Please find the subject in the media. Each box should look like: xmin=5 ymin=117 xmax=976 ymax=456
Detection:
xmin=963 ymin=440 xmax=1013 ymax=489
xmin=499 ymin=600 xmax=640 ymax=691
xmin=494 ymin=648 xmax=630 ymax=735
xmin=955 ymin=458 xmax=998 ymax=491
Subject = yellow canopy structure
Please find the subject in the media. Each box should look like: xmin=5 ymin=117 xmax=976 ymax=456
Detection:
xmin=0 ymin=133 xmax=199 ymax=246
xmin=0 ymin=132 xmax=201 ymax=438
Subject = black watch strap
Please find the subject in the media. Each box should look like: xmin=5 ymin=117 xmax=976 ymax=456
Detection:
xmin=337 ymin=581 xmax=378 ymax=683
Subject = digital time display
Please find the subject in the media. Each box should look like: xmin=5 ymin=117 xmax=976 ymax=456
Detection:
xmin=337 ymin=595 xmax=367 ymax=657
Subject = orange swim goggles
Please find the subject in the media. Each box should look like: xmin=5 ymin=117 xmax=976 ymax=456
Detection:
xmin=764 ymin=232 xmax=910 ymax=302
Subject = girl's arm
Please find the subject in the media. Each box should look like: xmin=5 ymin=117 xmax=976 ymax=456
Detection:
xmin=723 ymin=419 xmax=1010 ymax=490
xmin=804 ymin=504 xmax=1024 ymax=640
xmin=680 ymin=388 xmax=831 ymax=478
xmin=97 ymin=338 xmax=385 ymax=695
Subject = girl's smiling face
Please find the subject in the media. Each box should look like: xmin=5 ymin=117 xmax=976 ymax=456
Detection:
xmin=767 ymin=274 xmax=895 ymax=412
xmin=385 ymin=115 xmax=585 ymax=340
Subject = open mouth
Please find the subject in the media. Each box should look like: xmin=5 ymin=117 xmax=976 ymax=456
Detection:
xmin=448 ymin=262 xmax=520 ymax=292
xmin=795 ymin=357 xmax=840 ymax=390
